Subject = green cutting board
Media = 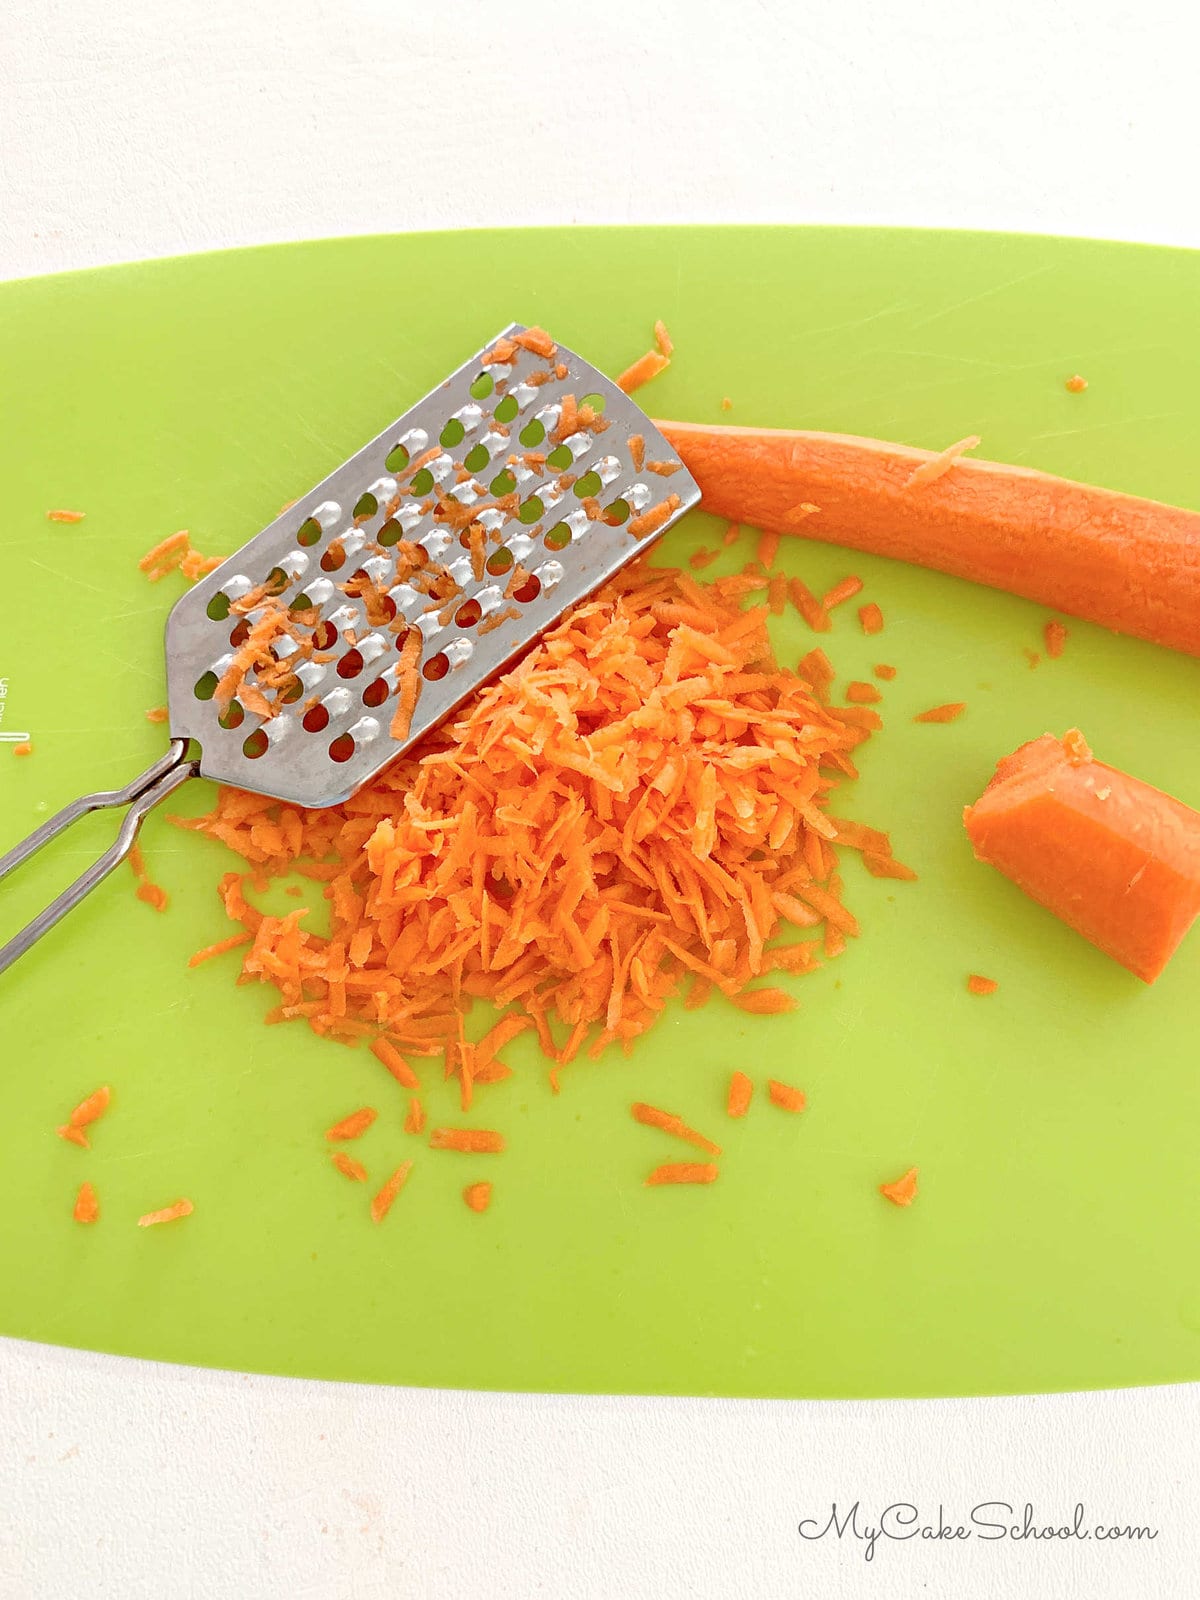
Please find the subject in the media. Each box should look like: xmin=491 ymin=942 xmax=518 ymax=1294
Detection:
xmin=2 ymin=227 xmax=1199 ymax=1397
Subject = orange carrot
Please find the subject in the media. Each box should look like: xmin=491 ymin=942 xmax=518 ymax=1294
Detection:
xmin=188 ymin=932 xmax=251 ymax=967
xmin=879 ymin=1167 xmax=918 ymax=1207
xmin=645 ymin=1163 xmax=718 ymax=1185
xmin=136 ymin=881 xmax=169 ymax=912
xmin=730 ymin=988 xmax=796 ymax=1014
xmin=12 ymin=741 xmax=33 ymax=757
xmin=821 ymin=575 xmax=863 ymax=611
xmin=657 ymin=421 xmax=1200 ymax=656
xmin=68 ymin=1086 xmax=111 ymax=1129
xmin=370 ymin=1161 xmax=413 ymax=1222
xmin=616 ymin=349 xmax=670 ymax=395
xmin=726 ymin=1071 xmax=753 ymax=1119
xmin=325 ymin=1107 xmax=377 ymax=1141
xmin=788 ymin=576 xmax=831 ymax=632
xmin=332 ymin=1151 xmax=368 ymax=1182
xmin=46 ymin=508 xmax=86 ymax=523
xmin=845 ymin=681 xmax=881 ymax=705
xmin=722 ymin=521 xmax=740 ymax=546
xmin=688 ymin=547 xmax=718 ymax=570
xmin=858 ymin=602 xmax=884 ymax=635
xmin=653 ymin=319 xmax=674 ymax=358
xmin=767 ymin=1079 xmax=806 ymax=1113
xmin=873 ymin=663 xmax=896 ymax=680
xmin=631 ymin=1101 xmax=722 ymax=1157
xmin=914 ymin=703 xmax=965 ymax=724
xmin=757 ymin=527 xmax=781 ymax=570
xmin=628 ymin=434 xmax=645 ymax=471
xmin=463 ymin=1181 xmax=492 ymax=1212
xmin=73 ymin=1181 xmax=99 ymax=1224
xmin=429 ymin=1128 xmax=505 ymax=1153
xmin=145 ymin=705 xmax=170 ymax=724
xmin=967 ymin=974 xmax=998 ymax=995
xmin=965 ymin=729 xmax=1200 ymax=982
xmin=370 ymin=1037 xmax=420 ymax=1090
xmin=626 ymin=494 xmax=680 ymax=541
xmin=56 ymin=1124 xmax=89 ymax=1148
xmin=404 ymin=1097 xmax=425 ymax=1135
xmin=138 ymin=1199 xmax=194 ymax=1227
xmin=1044 ymin=619 xmax=1068 ymax=658
xmin=1065 ymin=374 xmax=1088 ymax=393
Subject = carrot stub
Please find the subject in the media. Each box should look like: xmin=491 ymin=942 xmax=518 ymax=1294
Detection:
xmin=726 ymin=1071 xmax=753 ymax=1119
xmin=73 ymin=1182 xmax=100 ymax=1224
xmin=325 ymin=1107 xmax=377 ymax=1141
xmin=463 ymin=1182 xmax=493 ymax=1213
xmin=879 ymin=1167 xmax=919 ymax=1207
xmin=645 ymin=1163 xmax=719 ymax=1186
xmin=964 ymin=729 xmax=1200 ymax=982
xmin=767 ymin=1079 xmax=806 ymax=1113
xmin=631 ymin=1101 xmax=722 ymax=1157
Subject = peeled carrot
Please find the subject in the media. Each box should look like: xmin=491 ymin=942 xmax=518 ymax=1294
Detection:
xmin=964 ymin=730 xmax=1200 ymax=982
xmin=325 ymin=1107 xmax=377 ymax=1141
xmin=767 ymin=1079 xmax=806 ymax=1113
xmin=645 ymin=1163 xmax=718 ymax=1186
xmin=656 ymin=421 xmax=1200 ymax=657
xmin=726 ymin=1070 xmax=753 ymax=1118
xmin=631 ymin=1101 xmax=722 ymax=1156
xmin=879 ymin=1167 xmax=918 ymax=1207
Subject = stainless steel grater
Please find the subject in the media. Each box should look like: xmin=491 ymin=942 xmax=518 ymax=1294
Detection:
xmin=0 ymin=325 xmax=699 ymax=974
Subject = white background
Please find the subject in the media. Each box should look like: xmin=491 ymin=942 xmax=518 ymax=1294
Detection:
xmin=2 ymin=2 xmax=1196 ymax=1596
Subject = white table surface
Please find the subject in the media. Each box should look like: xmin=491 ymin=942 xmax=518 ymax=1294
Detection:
xmin=2 ymin=3 xmax=1197 ymax=1596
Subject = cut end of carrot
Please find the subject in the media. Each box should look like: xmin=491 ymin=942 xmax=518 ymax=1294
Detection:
xmin=645 ymin=1162 xmax=719 ymax=1186
xmin=325 ymin=1107 xmax=377 ymax=1142
xmin=767 ymin=1079 xmax=806 ymax=1113
xmin=73 ymin=1181 xmax=99 ymax=1224
xmin=879 ymin=1166 xmax=919 ymax=1207
xmin=138 ymin=1199 xmax=194 ymax=1227
xmin=463 ymin=1181 xmax=493 ymax=1213
xmin=966 ymin=973 xmax=998 ymax=995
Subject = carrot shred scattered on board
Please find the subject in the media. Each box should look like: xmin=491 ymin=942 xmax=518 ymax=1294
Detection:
xmin=914 ymin=702 xmax=966 ymax=724
xmin=845 ymin=681 xmax=881 ymax=704
xmin=616 ymin=348 xmax=670 ymax=395
xmin=46 ymin=509 xmax=86 ymax=523
xmin=905 ymin=434 xmax=981 ymax=488
xmin=767 ymin=1079 xmax=806 ymax=1112
xmin=138 ymin=1199 xmax=194 ymax=1227
xmin=1065 ymin=374 xmax=1088 ymax=393
xmin=788 ymin=576 xmax=832 ymax=632
xmin=873 ymin=663 xmax=896 ymax=680
xmin=145 ymin=705 xmax=169 ymax=724
xmin=463 ymin=1181 xmax=492 ymax=1213
xmin=332 ymin=1151 xmax=368 ymax=1182
xmin=858 ymin=602 xmax=884 ymax=635
xmin=626 ymin=494 xmax=680 ymax=541
xmin=726 ymin=1071 xmax=753 ymax=1119
xmin=653 ymin=319 xmax=674 ymax=358
xmin=404 ymin=1097 xmax=425 ymax=1135
xmin=757 ymin=528 xmax=781 ymax=570
xmin=73 ymin=1181 xmax=99 ymax=1224
xmin=370 ymin=1162 xmax=413 ymax=1223
xmin=56 ymin=1124 xmax=90 ymax=1149
xmin=879 ymin=1167 xmax=919 ymax=1207
xmin=628 ymin=434 xmax=645 ymax=472
xmin=136 ymin=881 xmax=169 ymax=912
xmin=429 ymin=1128 xmax=505 ymax=1153
xmin=720 ymin=397 xmax=733 ymax=412
xmin=370 ymin=1037 xmax=420 ymax=1090
xmin=1044 ymin=619 xmax=1068 ymax=658
xmin=631 ymin=1101 xmax=722 ymax=1156
xmin=967 ymin=974 xmax=998 ymax=995
xmin=821 ymin=575 xmax=863 ymax=611
xmin=645 ymin=1162 xmax=719 ymax=1186
xmin=325 ymin=1107 xmax=377 ymax=1141
xmin=69 ymin=1086 xmax=111 ymax=1128
xmin=688 ymin=547 xmax=718 ymax=570
xmin=188 ymin=932 xmax=252 ymax=967
xmin=722 ymin=521 xmax=740 ymax=546
xmin=12 ymin=741 xmax=33 ymax=757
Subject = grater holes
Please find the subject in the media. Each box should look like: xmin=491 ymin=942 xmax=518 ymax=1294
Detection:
xmin=378 ymin=518 xmax=402 ymax=547
xmin=470 ymin=373 xmax=494 ymax=400
xmin=519 ymin=419 xmax=545 ymax=447
xmin=512 ymin=573 xmax=542 ymax=604
xmin=336 ymin=649 xmax=365 ymax=680
xmin=385 ymin=442 xmax=410 ymax=473
xmin=265 ymin=566 xmax=289 ymax=596
xmin=329 ymin=733 xmax=355 ymax=764
xmin=290 ymin=592 xmax=315 ymax=615
xmin=320 ymin=542 xmax=346 ymax=573
xmin=573 ymin=471 xmax=602 ymax=498
xmin=494 ymin=394 xmax=519 ymax=424
xmin=485 ymin=547 xmax=514 ymax=577
xmin=410 ymin=467 xmax=435 ymax=495
xmin=313 ymin=620 xmax=338 ymax=651
xmin=243 ymin=729 xmax=268 ymax=760
xmin=353 ymin=492 xmax=378 ymax=521
xmin=544 ymin=523 xmax=571 ymax=552
xmin=517 ymin=496 xmax=543 ymax=525
xmin=218 ymin=701 xmax=244 ymax=730
xmin=603 ymin=498 xmax=630 ymax=526
xmin=422 ymin=652 xmax=450 ymax=682
xmin=281 ymin=677 xmax=304 ymax=704
xmin=206 ymin=592 xmax=231 ymax=621
xmin=547 ymin=444 xmax=573 ymax=470
xmin=362 ymin=677 xmax=390 ymax=708
xmin=296 ymin=517 xmax=322 ymax=548
xmin=580 ymin=391 xmax=606 ymax=413
xmin=464 ymin=442 xmax=490 ymax=473
xmin=229 ymin=619 xmax=250 ymax=648
xmin=193 ymin=671 xmax=218 ymax=701
xmin=489 ymin=469 xmax=516 ymax=496
xmin=440 ymin=418 xmax=465 ymax=448
xmin=454 ymin=600 xmax=482 ymax=629
xmin=303 ymin=703 xmax=330 ymax=734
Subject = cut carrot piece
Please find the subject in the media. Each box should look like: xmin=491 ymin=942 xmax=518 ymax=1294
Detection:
xmin=1065 ymin=374 xmax=1088 ymax=393
xmin=138 ymin=1199 xmax=194 ymax=1227
xmin=967 ymin=974 xmax=998 ymax=995
xmin=12 ymin=741 xmax=33 ymax=757
xmin=631 ymin=1101 xmax=722 ymax=1157
xmin=879 ymin=1167 xmax=918 ymax=1207
xmin=325 ymin=1107 xmax=377 ymax=1141
xmin=873 ymin=663 xmax=896 ymax=680
xmin=47 ymin=508 xmax=86 ymax=523
xmin=626 ymin=494 xmax=680 ymax=541
xmin=767 ymin=1079 xmax=806 ymax=1113
xmin=370 ymin=1037 xmax=420 ymax=1090
xmin=616 ymin=348 xmax=670 ymax=395
xmin=788 ymin=576 xmax=831 ymax=632
xmin=653 ymin=320 xmax=674 ymax=357
xmin=858 ymin=602 xmax=884 ymax=635
xmin=730 ymin=987 xmax=797 ymax=1014
xmin=862 ymin=852 xmax=918 ymax=881
xmin=1044 ymin=619 xmax=1068 ymax=658
xmin=404 ymin=1097 xmax=425 ymax=1134
xmin=656 ymin=421 xmax=1200 ymax=656
xmin=722 ymin=521 xmax=740 ymax=546
xmin=370 ymin=1161 xmax=413 ymax=1223
xmin=332 ymin=1151 xmax=368 ymax=1182
xmin=73 ymin=1181 xmax=99 ymax=1224
xmin=821 ymin=575 xmax=863 ymax=611
xmin=429 ymin=1128 xmax=505 ymax=1153
xmin=645 ymin=1163 xmax=719 ymax=1185
xmin=136 ymin=881 xmax=169 ymax=912
xmin=463 ymin=1181 xmax=492 ymax=1213
xmin=726 ymin=1071 xmax=753 ymax=1119
xmin=68 ymin=1086 xmax=111 ymax=1128
xmin=845 ymin=681 xmax=881 ymax=705
xmin=964 ymin=729 xmax=1200 ymax=982
xmin=56 ymin=1124 xmax=89 ymax=1149
xmin=188 ymin=932 xmax=252 ymax=967
xmin=914 ymin=703 xmax=965 ymax=724
xmin=757 ymin=527 xmax=781 ymax=570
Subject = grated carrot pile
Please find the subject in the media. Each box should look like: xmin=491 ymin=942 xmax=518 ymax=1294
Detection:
xmin=179 ymin=558 xmax=903 ymax=1107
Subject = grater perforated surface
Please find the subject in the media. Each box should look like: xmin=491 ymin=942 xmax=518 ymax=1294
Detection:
xmin=165 ymin=325 xmax=699 ymax=808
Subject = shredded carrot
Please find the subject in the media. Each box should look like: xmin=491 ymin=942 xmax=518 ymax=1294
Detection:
xmin=514 ymin=326 xmax=556 ymax=358
xmin=726 ymin=1070 xmax=753 ymax=1119
xmin=858 ymin=602 xmax=884 ymax=635
xmin=767 ymin=1079 xmax=806 ymax=1113
xmin=1065 ymin=374 xmax=1088 ymax=393
xmin=914 ymin=703 xmax=966 ymax=724
xmin=1024 ymin=648 xmax=1041 ymax=669
xmin=332 ymin=1151 xmax=368 ymax=1182
xmin=477 ymin=604 xmax=521 ymax=635
xmin=646 ymin=459 xmax=681 ymax=477
xmin=905 ymin=434 xmax=981 ymax=488
xmin=73 ymin=1181 xmax=99 ymax=1224
xmin=967 ymin=974 xmax=998 ymax=995
xmin=1044 ymin=618 xmax=1068 ymax=658
xmin=145 ymin=705 xmax=169 ymax=724
xmin=616 ymin=349 xmax=670 ymax=395
xmin=688 ymin=547 xmax=718 ymax=569
xmin=731 ymin=988 xmax=796 ymax=1014
xmin=370 ymin=1037 xmax=420 ymax=1090
xmin=188 ymin=932 xmax=252 ymax=967
xmin=720 ymin=397 xmax=732 ymax=412
xmin=873 ymin=663 xmax=896 ymax=680
xmin=135 ymin=881 xmax=169 ymax=913
xmin=56 ymin=1124 xmax=90 ymax=1149
xmin=653 ymin=319 xmax=673 ymax=358
xmin=821 ymin=575 xmax=863 ymax=611
xmin=46 ymin=508 xmax=86 ymax=523
xmin=879 ymin=1166 xmax=919 ymax=1207
xmin=628 ymin=434 xmax=645 ymax=472
xmin=722 ymin=522 xmax=740 ymax=547
xmin=430 ymin=1128 xmax=505 ymax=1153
xmin=862 ymin=852 xmax=918 ymax=881
xmin=390 ymin=629 xmax=423 ymax=742
xmin=788 ymin=576 xmax=832 ymax=633
xmin=463 ymin=1181 xmax=492 ymax=1213
xmin=631 ymin=1101 xmax=721 ymax=1156
xmin=325 ymin=1107 xmax=377 ymax=1141
xmin=757 ymin=528 xmax=781 ymax=570
xmin=1061 ymin=726 xmax=1092 ymax=765
xmin=404 ymin=1096 xmax=425 ymax=1135
xmin=645 ymin=1163 xmax=718 ymax=1186
xmin=138 ymin=1199 xmax=194 ymax=1227
xmin=626 ymin=494 xmax=681 ymax=541
xmin=845 ymin=681 xmax=881 ymax=704
xmin=12 ymin=741 xmax=33 ymax=758
xmin=68 ymin=1086 xmax=111 ymax=1129
xmin=370 ymin=1161 xmax=413 ymax=1222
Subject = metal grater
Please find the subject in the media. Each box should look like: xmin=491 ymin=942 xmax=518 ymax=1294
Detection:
xmin=0 ymin=325 xmax=699 ymax=974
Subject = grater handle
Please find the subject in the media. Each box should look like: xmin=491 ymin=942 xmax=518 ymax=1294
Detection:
xmin=0 ymin=741 xmax=199 ymax=977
